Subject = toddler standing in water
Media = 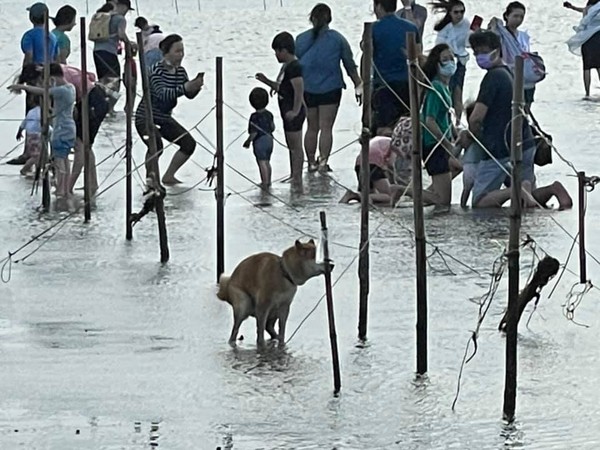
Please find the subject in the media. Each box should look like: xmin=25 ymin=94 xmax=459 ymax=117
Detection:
xmin=243 ymin=87 xmax=275 ymax=189
xmin=16 ymin=98 xmax=42 ymax=177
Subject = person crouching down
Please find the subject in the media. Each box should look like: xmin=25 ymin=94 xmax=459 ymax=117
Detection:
xmin=16 ymin=96 xmax=42 ymax=177
xmin=243 ymin=87 xmax=275 ymax=190
xmin=339 ymin=136 xmax=405 ymax=206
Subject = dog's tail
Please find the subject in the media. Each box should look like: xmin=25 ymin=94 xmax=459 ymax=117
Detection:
xmin=217 ymin=275 xmax=230 ymax=301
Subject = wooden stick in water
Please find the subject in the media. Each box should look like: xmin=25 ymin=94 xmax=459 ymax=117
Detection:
xmin=124 ymin=43 xmax=134 ymax=241
xmin=216 ymin=57 xmax=225 ymax=282
xmin=578 ymin=171 xmax=587 ymax=283
xmin=80 ymin=18 xmax=92 ymax=222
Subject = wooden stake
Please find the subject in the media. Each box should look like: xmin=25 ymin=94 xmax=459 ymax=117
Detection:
xmin=216 ymin=57 xmax=225 ymax=283
xmin=503 ymin=55 xmax=525 ymax=422
xmin=40 ymin=11 xmax=51 ymax=211
xmin=136 ymin=32 xmax=170 ymax=263
xmin=358 ymin=22 xmax=372 ymax=342
xmin=124 ymin=43 xmax=134 ymax=241
xmin=407 ymin=32 xmax=428 ymax=376
xmin=80 ymin=18 xmax=92 ymax=222
xmin=320 ymin=211 xmax=341 ymax=395
xmin=578 ymin=171 xmax=587 ymax=284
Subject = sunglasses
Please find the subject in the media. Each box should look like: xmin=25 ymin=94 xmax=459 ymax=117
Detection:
xmin=452 ymin=10 xmax=465 ymax=14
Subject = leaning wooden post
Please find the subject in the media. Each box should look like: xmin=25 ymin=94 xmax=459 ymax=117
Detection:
xmin=216 ymin=57 xmax=225 ymax=283
xmin=40 ymin=10 xmax=51 ymax=211
xmin=124 ymin=43 xmax=134 ymax=241
xmin=80 ymin=18 xmax=92 ymax=222
xmin=503 ymin=55 xmax=525 ymax=422
xmin=578 ymin=171 xmax=587 ymax=283
xmin=407 ymin=32 xmax=428 ymax=376
xmin=136 ymin=32 xmax=170 ymax=263
xmin=358 ymin=22 xmax=372 ymax=341
xmin=320 ymin=211 xmax=341 ymax=395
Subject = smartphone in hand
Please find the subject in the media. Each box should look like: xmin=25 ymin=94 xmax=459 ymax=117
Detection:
xmin=470 ymin=15 xmax=483 ymax=31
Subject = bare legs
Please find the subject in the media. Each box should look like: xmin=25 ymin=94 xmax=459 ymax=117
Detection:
xmin=285 ymin=130 xmax=303 ymax=189
xmin=303 ymin=104 xmax=339 ymax=171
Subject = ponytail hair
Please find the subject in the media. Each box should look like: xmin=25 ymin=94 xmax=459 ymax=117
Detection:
xmin=96 ymin=3 xmax=114 ymax=13
xmin=309 ymin=3 xmax=332 ymax=39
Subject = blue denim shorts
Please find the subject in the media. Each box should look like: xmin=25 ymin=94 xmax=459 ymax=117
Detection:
xmin=472 ymin=157 xmax=512 ymax=207
xmin=252 ymin=135 xmax=273 ymax=161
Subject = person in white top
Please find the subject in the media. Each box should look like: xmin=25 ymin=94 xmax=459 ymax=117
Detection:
xmin=431 ymin=0 xmax=473 ymax=124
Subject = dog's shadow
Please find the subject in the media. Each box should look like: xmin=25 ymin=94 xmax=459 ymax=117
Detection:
xmin=222 ymin=341 xmax=296 ymax=374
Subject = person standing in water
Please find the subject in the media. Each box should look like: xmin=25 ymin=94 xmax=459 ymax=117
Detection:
xmin=243 ymin=87 xmax=275 ymax=190
xmin=296 ymin=3 xmax=362 ymax=173
xmin=52 ymin=5 xmax=77 ymax=64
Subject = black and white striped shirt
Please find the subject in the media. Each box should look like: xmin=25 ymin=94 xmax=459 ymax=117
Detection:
xmin=135 ymin=61 xmax=189 ymax=124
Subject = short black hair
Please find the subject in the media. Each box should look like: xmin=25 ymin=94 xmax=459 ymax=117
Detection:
xmin=249 ymin=87 xmax=269 ymax=110
xmin=159 ymin=34 xmax=183 ymax=55
xmin=49 ymin=63 xmax=64 ymax=77
xmin=469 ymin=30 xmax=501 ymax=51
xmin=134 ymin=16 xmax=148 ymax=29
xmin=52 ymin=5 xmax=76 ymax=27
xmin=374 ymin=0 xmax=397 ymax=13
xmin=271 ymin=32 xmax=295 ymax=55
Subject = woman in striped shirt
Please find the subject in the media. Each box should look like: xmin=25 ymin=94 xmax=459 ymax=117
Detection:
xmin=135 ymin=34 xmax=204 ymax=184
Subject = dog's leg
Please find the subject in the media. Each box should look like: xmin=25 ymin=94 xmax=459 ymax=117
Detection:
xmin=255 ymin=304 xmax=270 ymax=350
xmin=266 ymin=315 xmax=278 ymax=340
xmin=276 ymin=303 xmax=291 ymax=347
xmin=228 ymin=287 xmax=252 ymax=346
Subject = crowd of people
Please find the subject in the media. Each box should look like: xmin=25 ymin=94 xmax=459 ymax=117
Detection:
xmin=6 ymin=0 xmax=598 ymax=211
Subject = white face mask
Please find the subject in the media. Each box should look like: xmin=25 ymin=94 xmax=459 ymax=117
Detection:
xmin=439 ymin=60 xmax=457 ymax=77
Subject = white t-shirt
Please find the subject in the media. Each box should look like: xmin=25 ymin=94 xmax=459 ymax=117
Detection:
xmin=436 ymin=19 xmax=472 ymax=61
xmin=21 ymin=106 xmax=42 ymax=134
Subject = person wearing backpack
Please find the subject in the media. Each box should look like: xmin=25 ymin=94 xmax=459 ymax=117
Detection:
xmin=90 ymin=0 xmax=137 ymax=114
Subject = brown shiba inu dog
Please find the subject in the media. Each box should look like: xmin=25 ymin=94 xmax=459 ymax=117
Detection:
xmin=217 ymin=239 xmax=327 ymax=348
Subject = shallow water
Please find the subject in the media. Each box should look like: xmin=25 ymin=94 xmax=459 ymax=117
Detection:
xmin=1 ymin=1 xmax=600 ymax=449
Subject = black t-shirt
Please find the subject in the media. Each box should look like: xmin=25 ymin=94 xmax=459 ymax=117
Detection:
xmin=248 ymin=110 xmax=275 ymax=140
xmin=277 ymin=60 xmax=303 ymax=112
xmin=476 ymin=66 xmax=533 ymax=159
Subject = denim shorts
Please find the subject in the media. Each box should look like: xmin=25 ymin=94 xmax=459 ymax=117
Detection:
xmin=253 ymin=135 xmax=273 ymax=161
xmin=472 ymin=156 xmax=512 ymax=207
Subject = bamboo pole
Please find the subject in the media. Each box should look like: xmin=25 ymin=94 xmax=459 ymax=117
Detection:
xmin=503 ymin=55 xmax=525 ymax=422
xmin=80 ymin=18 xmax=91 ymax=222
xmin=124 ymin=43 xmax=134 ymax=241
xmin=136 ymin=32 xmax=170 ymax=263
xmin=216 ymin=57 xmax=225 ymax=283
xmin=358 ymin=22 xmax=372 ymax=342
xmin=407 ymin=32 xmax=428 ymax=376
xmin=578 ymin=171 xmax=587 ymax=283
xmin=319 ymin=211 xmax=341 ymax=395
xmin=40 ymin=11 xmax=51 ymax=211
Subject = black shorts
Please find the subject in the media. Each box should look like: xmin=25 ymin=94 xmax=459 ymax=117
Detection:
xmin=423 ymin=144 xmax=450 ymax=176
xmin=93 ymin=50 xmax=121 ymax=79
xmin=279 ymin=106 xmax=306 ymax=133
xmin=372 ymin=81 xmax=410 ymax=131
xmin=76 ymin=86 xmax=109 ymax=144
xmin=304 ymin=89 xmax=342 ymax=108
xmin=355 ymin=164 xmax=387 ymax=191
xmin=135 ymin=115 xmax=196 ymax=156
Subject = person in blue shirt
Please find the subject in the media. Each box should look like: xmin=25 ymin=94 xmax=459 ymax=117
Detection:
xmin=371 ymin=0 xmax=421 ymax=133
xmin=296 ymin=3 xmax=362 ymax=173
xmin=21 ymin=3 xmax=58 ymax=67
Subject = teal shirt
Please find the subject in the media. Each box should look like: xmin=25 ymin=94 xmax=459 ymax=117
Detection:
xmin=421 ymin=78 xmax=452 ymax=148
xmin=52 ymin=29 xmax=71 ymax=61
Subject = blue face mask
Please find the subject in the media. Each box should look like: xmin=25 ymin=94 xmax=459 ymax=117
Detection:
xmin=439 ymin=60 xmax=457 ymax=77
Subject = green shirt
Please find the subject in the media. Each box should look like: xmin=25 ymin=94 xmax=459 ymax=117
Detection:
xmin=52 ymin=29 xmax=71 ymax=61
xmin=421 ymin=78 xmax=452 ymax=148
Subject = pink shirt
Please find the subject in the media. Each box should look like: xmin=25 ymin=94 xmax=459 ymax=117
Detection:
xmin=355 ymin=136 xmax=395 ymax=168
xmin=60 ymin=64 xmax=96 ymax=102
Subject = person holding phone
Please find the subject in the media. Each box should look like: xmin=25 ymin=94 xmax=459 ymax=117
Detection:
xmin=431 ymin=0 xmax=474 ymax=124
xmin=135 ymin=34 xmax=204 ymax=185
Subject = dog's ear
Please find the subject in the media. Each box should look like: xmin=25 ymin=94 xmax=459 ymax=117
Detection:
xmin=308 ymin=238 xmax=315 ymax=246
xmin=295 ymin=239 xmax=302 ymax=250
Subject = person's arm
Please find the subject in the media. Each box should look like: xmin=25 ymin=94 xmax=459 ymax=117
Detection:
xmin=117 ymin=17 xmax=137 ymax=51
xmin=150 ymin=67 xmax=187 ymax=107
xmin=339 ymin=33 xmax=362 ymax=88
xmin=564 ymin=2 xmax=586 ymax=13
xmin=8 ymin=84 xmax=45 ymax=96
xmin=423 ymin=89 xmax=454 ymax=152
xmin=467 ymin=102 xmax=488 ymax=139
xmin=287 ymin=76 xmax=304 ymax=119
xmin=21 ymin=33 xmax=34 ymax=67
xmin=255 ymin=73 xmax=279 ymax=92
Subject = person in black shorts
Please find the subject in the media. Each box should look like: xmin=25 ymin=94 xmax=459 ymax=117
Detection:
xmin=256 ymin=32 xmax=306 ymax=190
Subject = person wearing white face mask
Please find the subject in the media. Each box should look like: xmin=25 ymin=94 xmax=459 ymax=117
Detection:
xmin=420 ymin=43 xmax=459 ymax=207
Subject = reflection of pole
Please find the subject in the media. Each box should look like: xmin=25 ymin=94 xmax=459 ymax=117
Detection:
xmin=358 ymin=22 xmax=372 ymax=342
xmin=504 ymin=55 xmax=524 ymax=422
xmin=407 ymin=32 xmax=428 ymax=377
xmin=320 ymin=211 xmax=341 ymax=395
xmin=578 ymin=171 xmax=587 ymax=284
xmin=125 ymin=44 xmax=134 ymax=241
xmin=136 ymin=32 xmax=170 ymax=263
xmin=80 ymin=18 xmax=91 ymax=222
xmin=41 ymin=11 xmax=51 ymax=211
xmin=216 ymin=57 xmax=225 ymax=282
